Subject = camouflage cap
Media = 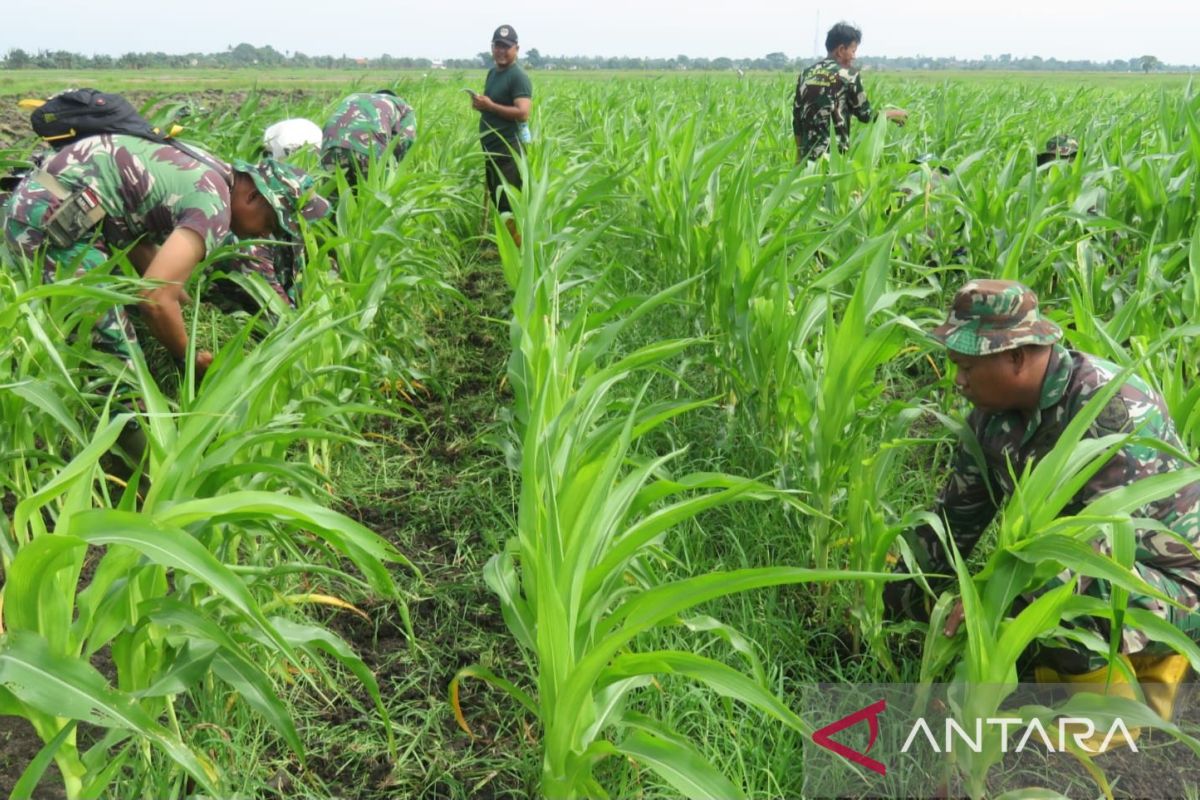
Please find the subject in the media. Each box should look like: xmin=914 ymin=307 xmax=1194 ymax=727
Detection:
xmin=232 ymin=158 xmax=330 ymax=239
xmin=931 ymin=279 xmax=1062 ymax=356
xmin=1037 ymin=134 xmax=1079 ymax=165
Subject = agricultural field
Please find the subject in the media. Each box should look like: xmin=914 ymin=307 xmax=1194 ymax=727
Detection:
xmin=1 ymin=68 xmax=1199 ymax=799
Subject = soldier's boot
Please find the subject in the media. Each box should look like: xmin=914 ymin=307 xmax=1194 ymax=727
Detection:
xmin=1035 ymin=656 xmax=1142 ymax=753
xmin=505 ymin=218 xmax=521 ymax=249
xmin=1128 ymin=651 xmax=1190 ymax=722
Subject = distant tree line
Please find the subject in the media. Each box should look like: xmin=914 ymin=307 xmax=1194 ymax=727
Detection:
xmin=1 ymin=44 xmax=1190 ymax=73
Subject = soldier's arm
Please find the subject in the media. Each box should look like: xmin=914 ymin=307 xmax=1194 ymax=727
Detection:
xmin=848 ymin=71 xmax=907 ymax=126
xmin=792 ymin=76 xmax=807 ymax=135
xmin=909 ymin=440 xmax=999 ymax=581
xmin=139 ymin=227 xmax=210 ymax=368
xmin=847 ymin=71 xmax=875 ymax=123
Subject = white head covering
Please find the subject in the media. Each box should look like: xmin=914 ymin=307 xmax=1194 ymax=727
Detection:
xmin=262 ymin=118 xmax=322 ymax=159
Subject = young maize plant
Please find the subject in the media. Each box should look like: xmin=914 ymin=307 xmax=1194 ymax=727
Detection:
xmin=0 ymin=233 xmax=418 ymax=795
xmin=448 ymin=136 xmax=901 ymax=798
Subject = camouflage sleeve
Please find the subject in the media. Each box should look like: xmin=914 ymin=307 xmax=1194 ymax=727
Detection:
xmin=792 ymin=74 xmax=805 ymax=135
xmin=846 ymin=70 xmax=874 ymax=124
xmin=909 ymin=438 xmax=998 ymax=581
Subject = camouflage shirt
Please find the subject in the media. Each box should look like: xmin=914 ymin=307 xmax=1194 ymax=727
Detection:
xmin=792 ymin=57 xmax=873 ymax=160
xmin=914 ymin=345 xmax=1200 ymax=578
xmin=320 ymin=93 xmax=416 ymax=167
xmin=7 ymin=134 xmax=232 ymax=255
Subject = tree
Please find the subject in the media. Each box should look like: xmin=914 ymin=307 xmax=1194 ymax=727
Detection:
xmin=1140 ymin=54 xmax=1161 ymax=73
xmin=230 ymin=43 xmax=259 ymax=66
xmin=4 ymin=48 xmax=32 ymax=69
xmin=525 ymin=47 xmax=543 ymax=68
xmin=765 ymin=51 xmax=789 ymax=70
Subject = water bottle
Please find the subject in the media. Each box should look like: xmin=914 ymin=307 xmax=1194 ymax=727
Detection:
xmin=518 ymin=122 xmax=532 ymax=144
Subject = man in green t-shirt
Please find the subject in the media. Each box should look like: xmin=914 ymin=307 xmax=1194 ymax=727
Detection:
xmin=471 ymin=23 xmax=532 ymax=247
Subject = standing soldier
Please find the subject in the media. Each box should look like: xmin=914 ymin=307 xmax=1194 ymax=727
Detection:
xmin=1 ymin=134 xmax=328 ymax=377
xmin=320 ymin=90 xmax=417 ymax=185
xmin=886 ymin=280 xmax=1199 ymax=713
xmin=470 ymin=24 xmax=532 ymax=248
xmin=793 ymin=22 xmax=907 ymax=163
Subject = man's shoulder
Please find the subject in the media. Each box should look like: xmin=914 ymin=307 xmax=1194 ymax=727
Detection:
xmin=508 ymin=64 xmax=533 ymax=90
xmin=801 ymin=58 xmax=838 ymax=81
xmin=1067 ymin=350 xmax=1166 ymax=433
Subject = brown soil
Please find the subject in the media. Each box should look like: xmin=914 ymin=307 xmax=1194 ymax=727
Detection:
xmin=0 ymin=718 xmax=67 ymax=800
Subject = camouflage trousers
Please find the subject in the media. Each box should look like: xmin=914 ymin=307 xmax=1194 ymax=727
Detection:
xmin=2 ymin=187 xmax=139 ymax=363
xmin=203 ymin=241 xmax=297 ymax=318
xmin=1032 ymin=537 xmax=1200 ymax=674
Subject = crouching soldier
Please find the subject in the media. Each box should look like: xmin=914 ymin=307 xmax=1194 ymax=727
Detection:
xmin=1 ymin=133 xmax=329 ymax=378
xmin=320 ymin=90 xmax=416 ymax=185
xmin=886 ymin=280 xmax=1200 ymax=721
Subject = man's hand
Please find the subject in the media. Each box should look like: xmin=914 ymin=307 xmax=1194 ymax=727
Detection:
xmin=943 ymin=598 xmax=965 ymax=637
xmin=885 ymin=108 xmax=908 ymax=127
xmin=195 ymin=350 xmax=213 ymax=381
xmin=471 ymin=94 xmax=494 ymax=113
xmin=140 ymin=227 xmax=205 ymax=362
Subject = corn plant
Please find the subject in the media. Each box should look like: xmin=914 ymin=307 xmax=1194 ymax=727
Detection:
xmin=448 ymin=137 xmax=901 ymax=799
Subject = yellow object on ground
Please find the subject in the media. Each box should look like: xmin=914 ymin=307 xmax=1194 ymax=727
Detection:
xmin=1129 ymin=651 xmax=1191 ymax=722
xmin=1035 ymin=652 xmax=1191 ymax=753
xmin=18 ymin=98 xmax=46 ymax=110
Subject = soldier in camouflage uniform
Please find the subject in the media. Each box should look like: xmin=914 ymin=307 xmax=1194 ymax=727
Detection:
xmin=0 ymin=133 xmax=329 ymax=375
xmin=793 ymin=22 xmax=907 ymax=163
xmin=887 ymin=279 xmax=1200 ymax=675
xmin=320 ymin=90 xmax=416 ymax=185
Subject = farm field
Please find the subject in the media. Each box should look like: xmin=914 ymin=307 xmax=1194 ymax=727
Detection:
xmin=1 ymin=69 xmax=1199 ymax=799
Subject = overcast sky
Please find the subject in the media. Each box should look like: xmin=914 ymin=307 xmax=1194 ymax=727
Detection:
xmin=4 ymin=0 xmax=1198 ymax=65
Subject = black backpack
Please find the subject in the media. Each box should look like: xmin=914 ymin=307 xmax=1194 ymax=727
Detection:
xmin=28 ymin=88 xmax=231 ymax=186
xmin=31 ymin=88 xmax=165 ymax=149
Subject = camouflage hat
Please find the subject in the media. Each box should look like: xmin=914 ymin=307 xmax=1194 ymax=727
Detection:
xmin=1037 ymin=134 xmax=1079 ymax=165
xmin=931 ymin=279 xmax=1062 ymax=356
xmin=232 ymin=158 xmax=330 ymax=239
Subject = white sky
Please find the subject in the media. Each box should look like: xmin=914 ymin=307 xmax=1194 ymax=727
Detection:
xmin=4 ymin=0 xmax=1198 ymax=65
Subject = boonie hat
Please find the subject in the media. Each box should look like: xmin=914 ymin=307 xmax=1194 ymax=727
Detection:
xmin=1037 ymin=134 xmax=1079 ymax=166
xmin=931 ymin=279 xmax=1062 ymax=356
xmin=232 ymin=158 xmax=330 ymax=239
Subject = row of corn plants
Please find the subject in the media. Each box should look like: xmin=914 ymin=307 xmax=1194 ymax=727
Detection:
xmin=0 ymin=84 xmax=478 ymax=794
